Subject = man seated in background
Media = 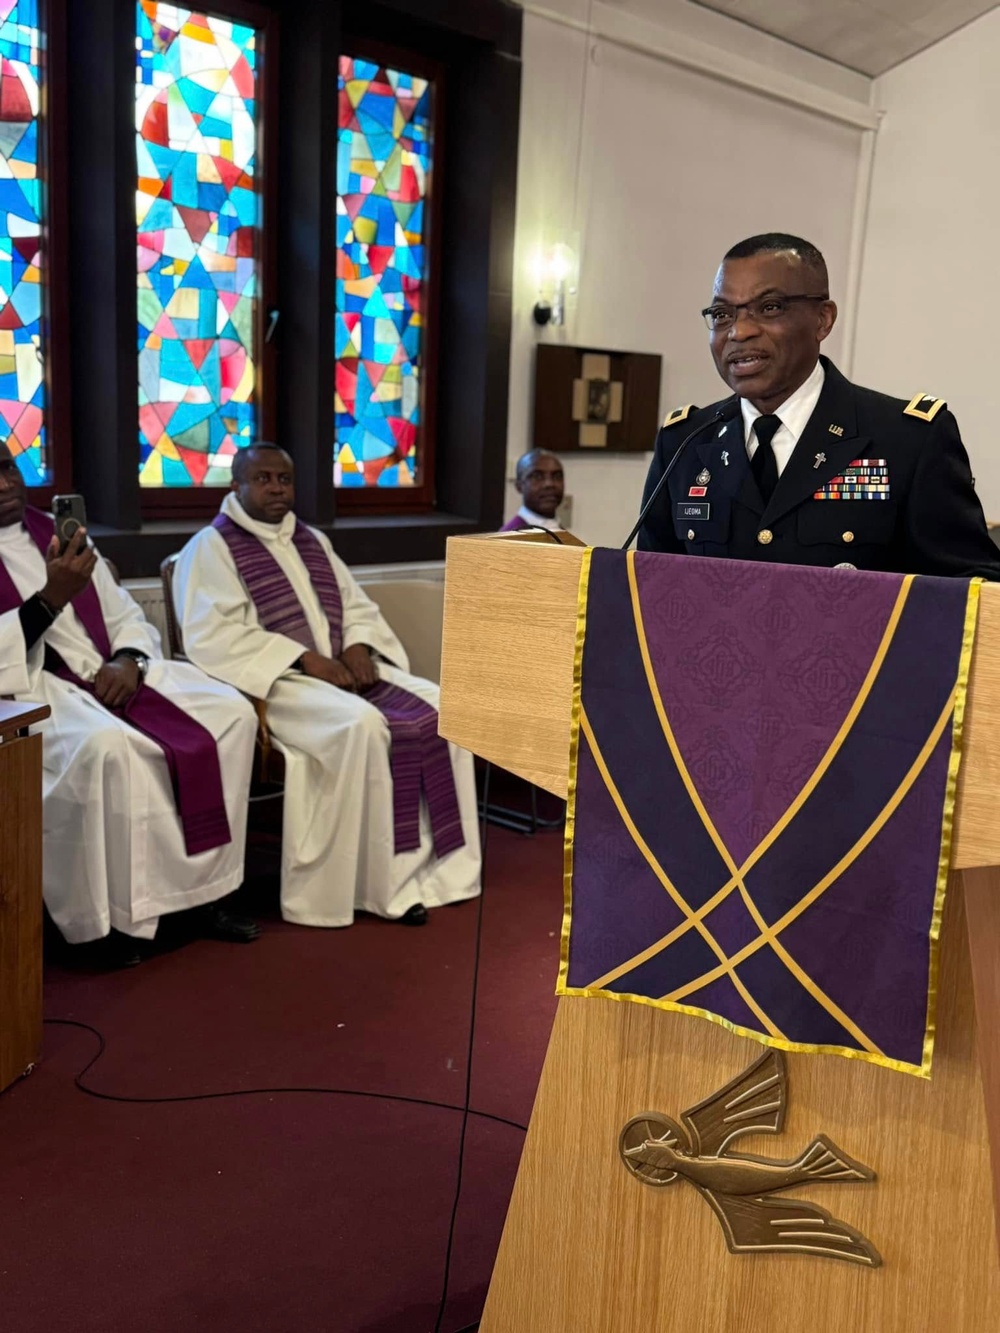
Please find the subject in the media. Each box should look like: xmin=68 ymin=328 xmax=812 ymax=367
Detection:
xmin=172 ymin=443 xmax=482 ymax=929
xmin=0 ymin=443 xmax=259 ymax=968
xmin=501 ymin=449 xmax=565 ymax=531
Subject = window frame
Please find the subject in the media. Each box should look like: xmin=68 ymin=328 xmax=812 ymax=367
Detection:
xmin=137 ymin=0 xmax=279 ymax=520
xmin=334 ymin=36 xmax=445 ymax=515
xmin=41 ymin=0 xmax=519 ymax=575
xmin=13 ymin=0 xmax=72 ymax=508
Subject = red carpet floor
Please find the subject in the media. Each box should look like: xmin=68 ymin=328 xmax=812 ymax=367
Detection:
xmin=0 ymin=824 xmax=565 ymax=1333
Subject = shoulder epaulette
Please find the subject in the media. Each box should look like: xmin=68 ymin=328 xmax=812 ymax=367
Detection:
xmin=662 ymin=403 xmax=696 ymax=428
xmin=903 ymin=393 xmax=946 ymax=422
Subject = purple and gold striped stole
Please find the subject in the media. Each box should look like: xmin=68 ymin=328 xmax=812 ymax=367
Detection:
xmin=0 ymin=508 xmax=232 ymax=858
xmin=212 ymin=513 xmax=464 ymax=859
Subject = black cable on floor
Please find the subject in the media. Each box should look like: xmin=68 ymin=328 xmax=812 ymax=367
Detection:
xmin=38 ymin=766 xmax=503 ymax=1333
xmin=40 ymin=1017 xmax=527 ymax=1136
xmin=431 ymin=760 xmax=492 ymax=1333
xmin=27 ymin=765 xmax=505 ymax=1333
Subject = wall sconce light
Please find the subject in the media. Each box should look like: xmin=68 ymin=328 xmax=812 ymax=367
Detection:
xmin=531 ymin=243 xmax=576 ymax=327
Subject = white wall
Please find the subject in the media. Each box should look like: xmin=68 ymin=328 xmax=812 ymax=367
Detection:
xmin=853 ymin=6 xmax=1000 ymax=522
xmin=506 ymin=1 xmax=872 ymax=547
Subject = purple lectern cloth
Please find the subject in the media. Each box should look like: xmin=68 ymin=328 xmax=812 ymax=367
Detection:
xmin=0 ymin=509 xmax=231 ymax=856
xmin=212 ymin=514 xmax=464 ymax=858
xmin=559 ymin=548 xmax=979 ymax=1077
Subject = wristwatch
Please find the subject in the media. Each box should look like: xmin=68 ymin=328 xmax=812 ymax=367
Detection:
xmin=114 ymin=648 xmax=149 ymax=681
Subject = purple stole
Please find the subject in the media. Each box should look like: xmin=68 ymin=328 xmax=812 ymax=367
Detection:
xmin=500 ymin=514 xmax=532 ymax=532
xmin=212 ymin=513 xmax=464 ymax=859
xmin=0 ymin=509 xmax=231 ymax=857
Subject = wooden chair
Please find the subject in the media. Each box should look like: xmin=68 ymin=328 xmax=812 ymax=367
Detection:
xmin=362 ymin=579 xmax=445 ymax=684
xmin=159 ymin=553 xmax=285 ymax=790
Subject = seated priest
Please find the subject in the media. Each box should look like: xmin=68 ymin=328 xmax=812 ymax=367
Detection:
xmin=171 ymin=443 xmax=482 ymax=929
xmin=0 ymin=443 xmax=260 ymax=968
xmin=501 ymin=449 xmax=565 ymax=531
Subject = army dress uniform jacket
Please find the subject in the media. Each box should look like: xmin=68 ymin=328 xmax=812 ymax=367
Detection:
xmin=637 ymin=357 xmax=1000 ymax=580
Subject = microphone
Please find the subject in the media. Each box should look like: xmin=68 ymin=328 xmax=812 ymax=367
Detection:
xmin=519 ymin=525 xmax=563 ymax=544
xmin=620 ymin=399 xmax=740 ymax=551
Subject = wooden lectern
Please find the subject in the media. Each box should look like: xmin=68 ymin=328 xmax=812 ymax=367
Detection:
xmin=0 ymin=700 xmax=47 ymax=1094
xmin=439 ymin=534 xmax=1000 ymax=1333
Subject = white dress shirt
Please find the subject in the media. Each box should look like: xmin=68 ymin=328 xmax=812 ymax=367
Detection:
xmin=517 ymin=504 xmax=562 ymax=531
xmin=742 ymin=359 xmax=825 ymax=477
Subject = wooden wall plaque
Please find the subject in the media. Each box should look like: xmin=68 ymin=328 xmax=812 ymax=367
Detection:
xmin=533 ymin=344 xmax=662 ymax=453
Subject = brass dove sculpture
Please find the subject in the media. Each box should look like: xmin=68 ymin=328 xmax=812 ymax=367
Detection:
xmin=619 ymin=1049 xmax=881 ymax=1266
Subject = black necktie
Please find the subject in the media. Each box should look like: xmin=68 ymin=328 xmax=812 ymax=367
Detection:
xmin=750 ymin=414 xmax=782 ymax=505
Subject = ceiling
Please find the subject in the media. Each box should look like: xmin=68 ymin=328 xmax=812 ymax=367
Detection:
xmin=684 ymin=0 xmax=1000 ymax=76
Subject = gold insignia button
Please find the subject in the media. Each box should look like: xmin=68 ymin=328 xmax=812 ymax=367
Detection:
xmin=757 ymin=529 xmax=773 ymax=545
xmin=842 ymin=531 xmax=855 ymax=543
xmin=687 ymin=529 xmax=695 ymax=541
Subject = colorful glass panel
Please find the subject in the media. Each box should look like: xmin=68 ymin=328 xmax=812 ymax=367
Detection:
xmin=0 ymin=2 xmax=46 ymax=487
xmin=135 ymin=2 xmax=260 ymax=487
xmin=335 ymin=55 xmax=433 ymax=489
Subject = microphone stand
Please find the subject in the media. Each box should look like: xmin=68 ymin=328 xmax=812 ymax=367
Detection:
xmin=620 ymin=403 xmax=738 ymax=551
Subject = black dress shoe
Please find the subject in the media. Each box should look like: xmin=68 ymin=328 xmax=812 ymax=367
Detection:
xmin=400 ymin=904 xmax=428 ymax=926
xmin=68 ymin=930 xmax=144 ymax=971
xmin=195 ymin=904 xmax=261 ymax=943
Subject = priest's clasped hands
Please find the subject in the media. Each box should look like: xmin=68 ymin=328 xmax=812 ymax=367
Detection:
xmin=41 ymin=527 xmax=143 ymax=709
xmin=298 ymin=643 xmax=379 ymax=693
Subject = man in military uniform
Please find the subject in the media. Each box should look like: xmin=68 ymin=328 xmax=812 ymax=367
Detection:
xmin=637 ymin=233 xmax=1000 ymax=579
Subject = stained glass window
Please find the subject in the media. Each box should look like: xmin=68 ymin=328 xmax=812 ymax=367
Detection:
xmin=135 ymin=2 xmax=260 ymax=488
xmin=0 ymin=2 xmax=46 ymax=487
xmin=335 ymin=55 xmax=433 ymax=489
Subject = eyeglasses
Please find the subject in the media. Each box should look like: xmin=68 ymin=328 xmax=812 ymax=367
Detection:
xmin=701 ymin=294 xmax=830 ymax=331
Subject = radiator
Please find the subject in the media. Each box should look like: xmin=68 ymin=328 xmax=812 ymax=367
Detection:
xmin=124 ymin=578 xmax=171 ymax=653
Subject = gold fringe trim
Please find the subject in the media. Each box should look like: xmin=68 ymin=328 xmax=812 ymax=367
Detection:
xmin=918 ymin=576 xmax=982 ymax=1077
xmin=559 ymin=983 xmax=929 ymax=1076
xmin=556 ymin=546 xmax=592 ymax=997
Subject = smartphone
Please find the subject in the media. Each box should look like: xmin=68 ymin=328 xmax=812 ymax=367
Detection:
xmin=52 ymin=494 xmax=87 ymax=554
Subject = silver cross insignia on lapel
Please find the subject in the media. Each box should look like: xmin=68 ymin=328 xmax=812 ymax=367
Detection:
xmin=813 ymin=452 xmax=827 ymax=469
xmin=721 ymin=450 xmax=729 ymax=467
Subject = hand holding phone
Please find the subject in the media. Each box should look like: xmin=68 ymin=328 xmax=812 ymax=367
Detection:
xmin=41 ymin=523 xmax=97 ymax=611
xmin=53 ymin=494 xmax=87 ymax=555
